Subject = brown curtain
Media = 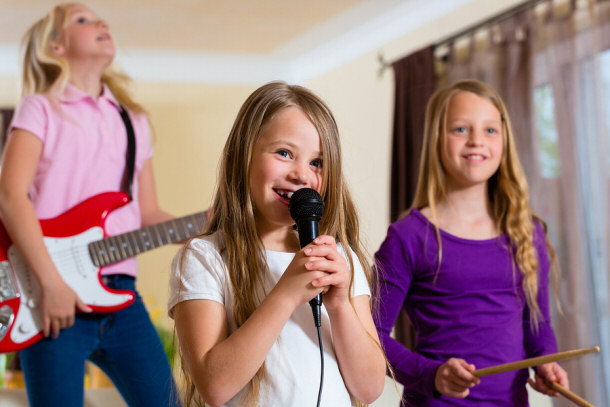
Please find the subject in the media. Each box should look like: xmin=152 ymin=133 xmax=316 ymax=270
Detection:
xmin=390 ymin=46 xmax=436 ymax=222
xmin=0 ymin=108 xmax=14 ymax=155
xmin=389 ymin=46 xmax=436 ymax=350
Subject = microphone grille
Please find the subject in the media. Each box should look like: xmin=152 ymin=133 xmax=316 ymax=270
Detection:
xmin=289 ymin=188 xmax=324 ymax=221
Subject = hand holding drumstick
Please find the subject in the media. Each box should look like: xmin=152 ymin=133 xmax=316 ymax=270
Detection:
xmin=527 ymin=362 xmax=569 ymax=397
xmin=472 ymin=346 xmax=600 ymax=406
xmin=434 ymin=358 xmax=480 ymax=399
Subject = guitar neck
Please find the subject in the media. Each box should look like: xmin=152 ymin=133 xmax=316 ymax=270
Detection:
xmin=88 ymin=211 xmax=207 ymax=267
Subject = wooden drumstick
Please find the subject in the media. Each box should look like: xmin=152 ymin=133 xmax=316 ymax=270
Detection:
xmin=545 ymin=381 xmax=595 ymax=407
xmin=473 ymin=346 xmax=600 ymax=377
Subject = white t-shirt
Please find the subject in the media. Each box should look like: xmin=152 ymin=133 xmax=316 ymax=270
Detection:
xmin=168 ymin=232 xmax=371 ymax=406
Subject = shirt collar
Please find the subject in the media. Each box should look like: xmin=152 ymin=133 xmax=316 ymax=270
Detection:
xmin=60 ymin=83 xmax=120 ymax=108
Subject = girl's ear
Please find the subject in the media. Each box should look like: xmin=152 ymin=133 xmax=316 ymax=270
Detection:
xmin=49 ymin=41 xmax=65 ymax=57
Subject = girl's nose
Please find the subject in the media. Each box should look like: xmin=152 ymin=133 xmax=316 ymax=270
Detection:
xmin=467 ymin=128 xmax=484 ymax=146
xmin=289 ymin=166 xmax=308 ymax=185
xmin=97 ymin=19 xmax=109 ymax=30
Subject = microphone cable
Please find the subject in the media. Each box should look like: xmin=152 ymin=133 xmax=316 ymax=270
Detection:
xmin=315 ymin=323 xmax=324 ymax=407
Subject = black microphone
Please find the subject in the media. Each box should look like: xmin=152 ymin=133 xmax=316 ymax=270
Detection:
xmin=289 ymin=188 xmax=325 ymax=327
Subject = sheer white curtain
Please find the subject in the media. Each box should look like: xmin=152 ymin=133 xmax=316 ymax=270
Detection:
xmin=532 ymin=1 xmax=610 ymax=404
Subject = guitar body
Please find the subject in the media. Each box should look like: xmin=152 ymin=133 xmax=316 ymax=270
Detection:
xmin=0 ymin=192 xmax=135 ymax=353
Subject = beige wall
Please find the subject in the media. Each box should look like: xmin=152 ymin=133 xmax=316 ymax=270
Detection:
xmin=0 ymin=77 xmax=18 ymax=105
xmin=131 ymin=82 xmax=255 ymax=322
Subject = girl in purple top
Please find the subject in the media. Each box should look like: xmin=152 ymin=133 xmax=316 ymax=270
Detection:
xmin=374 ymin=79 xmax=569 ymax=405
xmin=0 ymin=3 xmax=179 ymax=406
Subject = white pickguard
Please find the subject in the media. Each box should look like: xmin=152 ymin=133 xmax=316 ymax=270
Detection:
xmin=8 ymin=227 xmax=133 ymax=345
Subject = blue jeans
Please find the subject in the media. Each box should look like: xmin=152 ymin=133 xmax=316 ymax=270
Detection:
xmin=20 ymin=275 xmax=181 ymax=407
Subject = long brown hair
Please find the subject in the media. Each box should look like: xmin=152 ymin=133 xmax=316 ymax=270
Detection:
xmin=19 ymin=2 xmax=144 ymax=113
xmin=412 ymin=79 xmax=559 ymax=329
xmin=181 ymin=81 xmax=375 ymax=406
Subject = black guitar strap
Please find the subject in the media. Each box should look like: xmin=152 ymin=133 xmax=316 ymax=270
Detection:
xmin=118 ymin=105 xmax=136 ymax=201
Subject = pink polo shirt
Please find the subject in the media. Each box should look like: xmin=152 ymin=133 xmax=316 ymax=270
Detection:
xmin=9 ymin=84 xmax=153 ymax=277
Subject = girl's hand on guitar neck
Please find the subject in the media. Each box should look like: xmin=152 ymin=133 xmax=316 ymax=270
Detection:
xmin=40 ymin=273 xmax=92 ymax=338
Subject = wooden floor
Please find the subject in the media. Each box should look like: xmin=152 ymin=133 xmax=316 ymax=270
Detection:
xmin=0 ymin=372 xmax=552 ymax=407
xmin=0 ymin=388 xmax=127 ymax=407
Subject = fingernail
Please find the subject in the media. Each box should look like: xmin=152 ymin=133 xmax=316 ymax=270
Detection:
xmin=305 ymin=262 xmax=312 ymax=269
xmin=304 ymin=248 xmax=311 ymax=254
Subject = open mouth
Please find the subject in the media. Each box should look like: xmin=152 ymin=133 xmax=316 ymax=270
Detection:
xmin=273 ymin=188 xmax=294 ymax=203
xmin=274 ymin=189 xmax=294 ymax=200
xmin=463 ymin=154 xmax=486 ymax=161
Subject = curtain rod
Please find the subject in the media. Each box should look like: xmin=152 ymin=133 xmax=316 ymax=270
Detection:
xmin=434 ymin=0 xmax=546 ymax=47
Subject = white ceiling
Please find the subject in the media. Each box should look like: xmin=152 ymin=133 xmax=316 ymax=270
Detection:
xmin=0 ymin=0 xmax=474 ymax=84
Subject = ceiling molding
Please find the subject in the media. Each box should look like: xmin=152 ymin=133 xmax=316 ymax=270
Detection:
xmin=0 ymin=0 xmax=473 ymax=84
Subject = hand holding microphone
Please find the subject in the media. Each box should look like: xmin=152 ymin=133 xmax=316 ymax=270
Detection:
xmin=289 ymin=188 xmax=352 ymax=327
xmin=289 ymin=188 xmax=325 ymax=327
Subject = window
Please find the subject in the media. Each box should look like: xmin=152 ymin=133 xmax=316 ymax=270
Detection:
xmin=534 ymin=84 xmax=560 ymax=178
xmin=601 ymin=49 xmax=610 ymax=173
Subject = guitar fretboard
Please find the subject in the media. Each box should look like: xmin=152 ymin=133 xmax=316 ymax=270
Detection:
xmin=88 ymin=211 xmax=207 ymax=267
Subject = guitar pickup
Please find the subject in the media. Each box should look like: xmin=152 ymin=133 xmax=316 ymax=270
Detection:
xmin=0 ymin=261 xmax=18 ymax=302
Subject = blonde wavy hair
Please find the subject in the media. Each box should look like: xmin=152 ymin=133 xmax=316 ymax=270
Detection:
xmin=19 ymin=2 xmax=143 ymax=113
xmin=411 ymin=79 xmax=559 ymax=329
xmin=181 ymin=81 xmax=376 ymax=406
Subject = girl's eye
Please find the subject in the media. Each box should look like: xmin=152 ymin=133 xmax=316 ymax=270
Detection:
xmin=310 ymin=159 xmax=323 ymax=169
xmin=76 ymin=17 xmax=88 ymax=24
xmin=454 ymin=126 xmax=467 ymax=134
xmin=276 ymin=150 xmax=291 ymax=158
xmin=486 ymin=128 xmax=499 ymax=135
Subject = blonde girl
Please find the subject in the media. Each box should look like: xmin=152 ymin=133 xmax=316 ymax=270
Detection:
xmin=169 ymin=81 xmax=386 ymax=406
xmin=374 ymin=79 xmax=569 ymax=405
xmin=0 ymin=3 xmax=179 ymax=406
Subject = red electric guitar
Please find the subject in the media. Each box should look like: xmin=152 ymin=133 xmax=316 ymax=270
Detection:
xmin=0 ymin=191 xmax=206 ymax=353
